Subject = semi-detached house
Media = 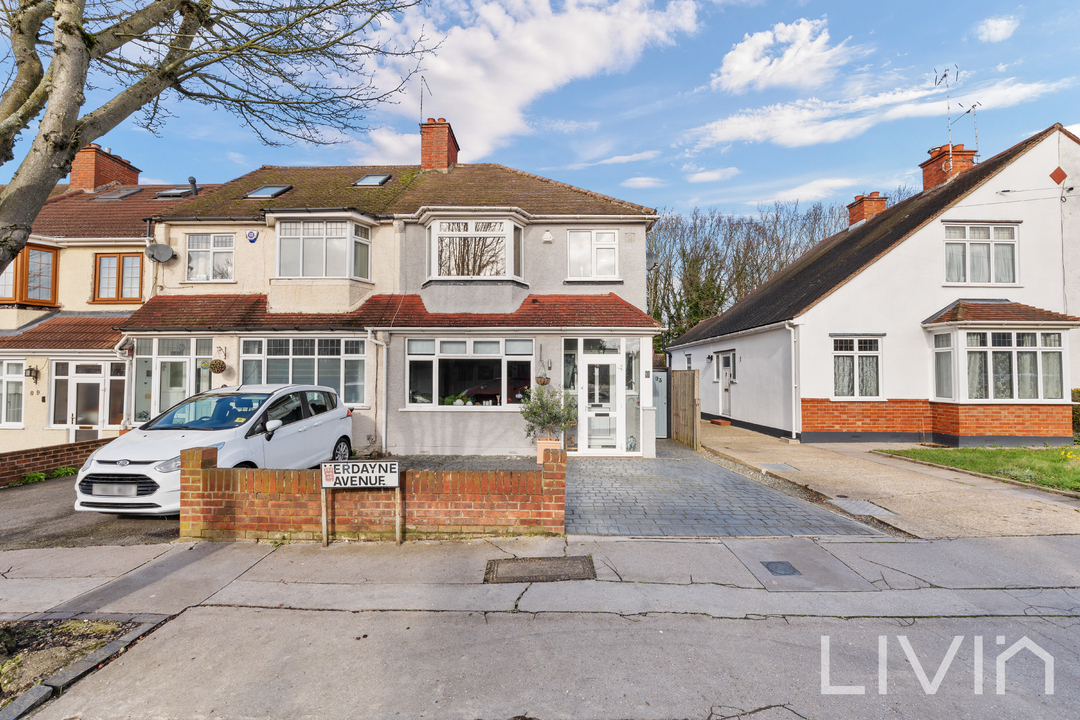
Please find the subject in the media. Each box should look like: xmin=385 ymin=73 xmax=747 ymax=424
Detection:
xmin=668 ymin=123 xmax=1080 ymax=447
xmin=120 ymin=119 xmax=661 ymax=458
xmin=0 ymin=145 xmax=217 ymax=450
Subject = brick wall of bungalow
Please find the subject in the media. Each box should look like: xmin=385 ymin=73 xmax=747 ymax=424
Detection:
xmin=801 ymin=399 xmax=1072 ymax=439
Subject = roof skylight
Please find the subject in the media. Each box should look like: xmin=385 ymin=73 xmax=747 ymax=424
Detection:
xmin=155 ymin=187 xmax=195 ymax=198
xmin=245 ymin=184 xmax=292 ymax=199
xmin=354 ymin=174 xmax=391 ymax=187
xmin=93 ymin=187 xmax=143 ymax=201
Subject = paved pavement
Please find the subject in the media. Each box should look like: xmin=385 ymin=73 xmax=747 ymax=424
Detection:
xmin=699 ymin=422 xmax=1080 ymax=538
xmin=3 ymin=535 xmax=1079 ymax=719
xmin=566 ymin=440 xmax=875 ymax=537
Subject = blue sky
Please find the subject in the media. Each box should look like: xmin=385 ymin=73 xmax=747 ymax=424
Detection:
xmin=5 ymin=0 xmax=1079 ymax=214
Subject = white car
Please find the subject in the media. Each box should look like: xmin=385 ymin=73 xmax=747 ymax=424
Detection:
xmin=75 ymin=384 xmax=354 ymax=515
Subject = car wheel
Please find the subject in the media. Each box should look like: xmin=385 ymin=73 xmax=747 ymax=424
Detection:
xmin=233 ymin=462 xmax=258 ymax=469
xmin=332 ymin=438 xmax=351 ymax=461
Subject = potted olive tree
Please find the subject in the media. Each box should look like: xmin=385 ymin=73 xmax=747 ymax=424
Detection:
xmin=518 ymin=384 xmax=577 ymax=464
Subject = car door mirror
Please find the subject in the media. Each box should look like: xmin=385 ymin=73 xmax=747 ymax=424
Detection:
xmin=265 ymin=418 xmax=283 ymax=440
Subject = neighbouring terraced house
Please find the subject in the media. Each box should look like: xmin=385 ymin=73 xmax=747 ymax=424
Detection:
xmin=1 ymin=119 xmax=661 ymax=458
xmin=668 ymin=123 xmax=1080 ymax=446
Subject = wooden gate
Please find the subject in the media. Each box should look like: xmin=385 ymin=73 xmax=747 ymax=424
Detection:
xmin=670 ymin=369 xmax=700 ymax=450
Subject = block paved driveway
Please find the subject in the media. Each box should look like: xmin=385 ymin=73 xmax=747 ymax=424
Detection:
xmin=566 ymin=440 xmax=875 ymax=537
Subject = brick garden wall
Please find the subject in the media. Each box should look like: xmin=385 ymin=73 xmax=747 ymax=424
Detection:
xmin=0 ymin=438 xmax=112 ymax=488
xmin=180 ymin=447 xmax=566 ymax=542
xmin=801 ymin=398 xmax=1073 ymax=440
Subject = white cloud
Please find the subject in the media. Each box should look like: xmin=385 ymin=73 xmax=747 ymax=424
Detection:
xmin=1067 ymin=123 xmax=1080 ymax=135
xmin=622 ymin=176 xmax=666 ymax=188
xmin=226 ymin=152 xmax=247 ymax=165
xmin=532 ymin=118 xmax=601 ymax=134
xmin=759 ymin=177 xmax=859 ymax=203
xmin=686 ymin=78 xmax=1071 ymax=151
xmin=566 ymin=149 xmax=661 ymax=170
xmin=686 ymin=167 xmax=740 ymax=183
xmin=374 ymin=0 xmax=698 ymax=160
xmin=349 ymin=127 xmax=421 ymax=165
xmin=712 ymin=18 xmax=859 ymax=93
xmin=975 ymin=15 xmax=1019 ymax=43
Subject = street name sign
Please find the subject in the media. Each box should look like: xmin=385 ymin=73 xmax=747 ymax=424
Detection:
xmin=321 ymin=461 xmax=400 ymax=489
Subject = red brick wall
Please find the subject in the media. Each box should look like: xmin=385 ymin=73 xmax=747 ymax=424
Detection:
xmin=801 ymin=398 xmax=1072 ymax=439
xmin=931 ymin=402 xmax=1072 ymax=438
xmin=919 ymin=144 xmax=977 ymax=191
xmin=180 ymin=447 xmax=566 ymax=542
xmin=846 ymin=192 xmax=887 ymax=225
xmin=801 ymin=398 xmax=932 ymax=433
xmin=420 ymin=118 xmax=459 ymax=170
xmin=70 ymin=144 xmax=140 ymax=190
xmin=0 ymin=438 xmax=112 ymax=487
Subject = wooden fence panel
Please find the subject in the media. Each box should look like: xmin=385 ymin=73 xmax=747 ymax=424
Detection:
xmin=670 ymin=369 xmax=700 ymax=451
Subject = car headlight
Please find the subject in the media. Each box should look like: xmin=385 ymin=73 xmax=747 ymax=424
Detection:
xmin=154 ymin=456 xmax=182 ymax=473
xmin=80 ymin=449 xmax=100 ymax=472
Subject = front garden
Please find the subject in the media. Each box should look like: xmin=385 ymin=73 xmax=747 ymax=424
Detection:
xmin=882 ymin=446 xmax=1080 ymax=493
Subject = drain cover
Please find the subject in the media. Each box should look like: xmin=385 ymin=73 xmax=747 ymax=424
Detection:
xmin=485 ymin=556 xmax=596 ymax=583
xmin=761 ymin=561 xmax=801 ymax=576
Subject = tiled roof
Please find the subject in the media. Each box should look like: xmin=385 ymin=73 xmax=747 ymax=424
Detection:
xmin=669 ymin=123 xmax=1073 ymax=347
xmin=154 ymin=164 xmax=654 ymax=220
xmin=924 ymin=300 xmax=1080 ymax=325
xmin=29 ymin=184 xmax=218 ymax=239
xmin=0 ymin=314 xmax=127 ymax=350
xmin=118 ymin=293 xmax=660 ymax=331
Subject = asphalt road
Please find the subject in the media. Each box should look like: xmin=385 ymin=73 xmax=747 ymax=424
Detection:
xmin=0 ymin=476 xmax=178 ymax=550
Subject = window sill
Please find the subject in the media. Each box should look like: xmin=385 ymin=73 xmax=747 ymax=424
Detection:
xmin=400 ymin=405 xmax=523 ymax=412
xmin=942 ymin=283 xmax=1022 ymax=288
xmin=0 ymin=425 xmax=25 ymax=430
xmin=421 ymin=278 xmax=528 ymax=289
xmin=90 ymin=298 xmax=143 ymax=304
xmin=829 ymin=397 xmax=887 ymax=402
xmin=934 ymin=399 xmax=1072 ymax=405
xmin=563 ymin=278 xmax=623 ymax=284
xmin=270 ymin=276 xmax=373 ymax=283
xmin=180 ymin=280 xmax=237 ymax=285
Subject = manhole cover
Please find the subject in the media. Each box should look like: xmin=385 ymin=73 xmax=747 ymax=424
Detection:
xmin=484 ymin=556 xmax=596 ymax=583
xmin=761 ymin=561 xmax=800 ymax=576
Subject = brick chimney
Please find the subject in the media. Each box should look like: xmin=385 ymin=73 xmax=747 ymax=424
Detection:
xmin=70 ymin=144 xmax=140 ymax=191
xmin=919 ymin=144 xmax=976 ymax=191
xmin=847 ymin=192 xmax=888 ymax=226
xmin=420 ymin=118 xmax=459 ymax=171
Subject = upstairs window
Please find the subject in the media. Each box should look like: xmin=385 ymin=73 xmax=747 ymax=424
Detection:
xmin=278 ymin=220 xmax=371 ymax=280
xmin=427 ymin=219 xmax=523 ymax=280
xmin=94 ymin=253 xmax=142 ymax=301
xmin=186 ymin=234 xmax=234 ymax=281
xmin=944 ymin=225 xmax=1017 ymax=284
xmin=0 ymin=245 xmax=57 ymax=305
xmin=568 ymin=229 xmax=618 ymax=279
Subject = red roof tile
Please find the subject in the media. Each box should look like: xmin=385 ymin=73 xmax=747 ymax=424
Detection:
xmin=925 ymin=300 xmax=1080 ymax=324
xmin=119 ymin=293 xmax=659 ymax=331
xmin=0 ymin=316 xmax=124 ymax=350
xmin=30 ymin=184 xmax=218 ymax=239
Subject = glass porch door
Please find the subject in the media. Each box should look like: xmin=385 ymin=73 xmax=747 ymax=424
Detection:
xmin=582 ymin=361 xmax=621 ymax=451
xmin=158 ymin=360 xmax=189 ymax=414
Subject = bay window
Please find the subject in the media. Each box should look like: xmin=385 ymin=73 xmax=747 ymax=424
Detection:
xmin=833 ymin=337 xmax=881 ymax=399
xmin=0 ymin=245 xmax=57 ymax=304
xmin=965 ymin=331 xmax=1064 ymax=401
xmin=426 ymin=219 xmax=523 ymax=280
xmin=944 ymin=225 xmax=1017 ymax=284
xmin=241 ymin=338 xmax=365 ymax=404
xmin=277 ymin=220 xmax=373 ymax=280
xmin=406 ymin=338 xmax=532 ymax=407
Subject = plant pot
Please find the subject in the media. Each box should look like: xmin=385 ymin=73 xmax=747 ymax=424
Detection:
xmin=536 ymin=437 xmax=561 ymax=464
xmin=535 ymin=376 xmax=551 ymax=386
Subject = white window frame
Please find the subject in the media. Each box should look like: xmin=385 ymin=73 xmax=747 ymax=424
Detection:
xmin=933 ymin=333 xmax=953 ymax=400
xmin=352 ymin=224 xmax=371 ymax=281
xmin=47 ymin=360 xmax=128 ymax=429
xmin=186 ymin=234 xmax=234 ymax=282
xmin=962 ymin=330 xmax=1066 ymax=402
xmin=832 ymin=337 xmax=883 ymax=400
xmin=685 ymin=354 xmax=691 ymax=370
xmin=715 ymin=351 xmax=735 ymax=382
xmin=131 ymin=337 xmax=215 ymax=422
xmin=405 ymin=337 xmax=533 ymax=410
xmin=942 ymin=223 xmax=1019 ymax=286
xmin=1 ymin=361 xmax=24 ymax=426
xmin=425 ymin=219 xmax=523 ymax=281
xmin=239 ymin=337 xmax=366 ymax=405
xmin=567 ymin=229 xmax=619 ymax=280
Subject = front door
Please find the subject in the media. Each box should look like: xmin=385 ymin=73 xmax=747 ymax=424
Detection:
xmin=73 ymin=365 xmax=103 ymax=441
xmin=721 ymin=354 xmax=732 ymax=416
xmin=652 ymin=369 xmax=668 ymax=438
xmin=158 ymin=360 xmax=188 ymax=414
xmin=582 ymin=361 xmax=621 ymax=452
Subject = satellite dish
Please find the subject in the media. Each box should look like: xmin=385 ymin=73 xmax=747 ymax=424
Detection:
xmin=145 ymin=244 xmax=175 ymax=263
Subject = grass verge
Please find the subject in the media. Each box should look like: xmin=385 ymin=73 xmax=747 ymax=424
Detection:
xmin=881 ymin=447 xmax=1080 ymax=492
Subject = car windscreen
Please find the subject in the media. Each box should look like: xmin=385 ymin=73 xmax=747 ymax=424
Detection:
xmin=143 ymin=393 xmax=271 ymax=431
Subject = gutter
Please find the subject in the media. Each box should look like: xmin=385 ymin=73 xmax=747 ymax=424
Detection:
xmin=786 ymin=321 xmax=800 ymax=440
xmin=667 ymin=319 xmax=795 ymax=352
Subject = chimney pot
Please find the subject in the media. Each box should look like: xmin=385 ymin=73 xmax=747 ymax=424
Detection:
xmin=427 ymin=117 xmax=435 ymax=123
xmin=437 ymin=118 xmax=446 ymax=123
xmin=919 ymin=143 xmax=977 ymax=191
